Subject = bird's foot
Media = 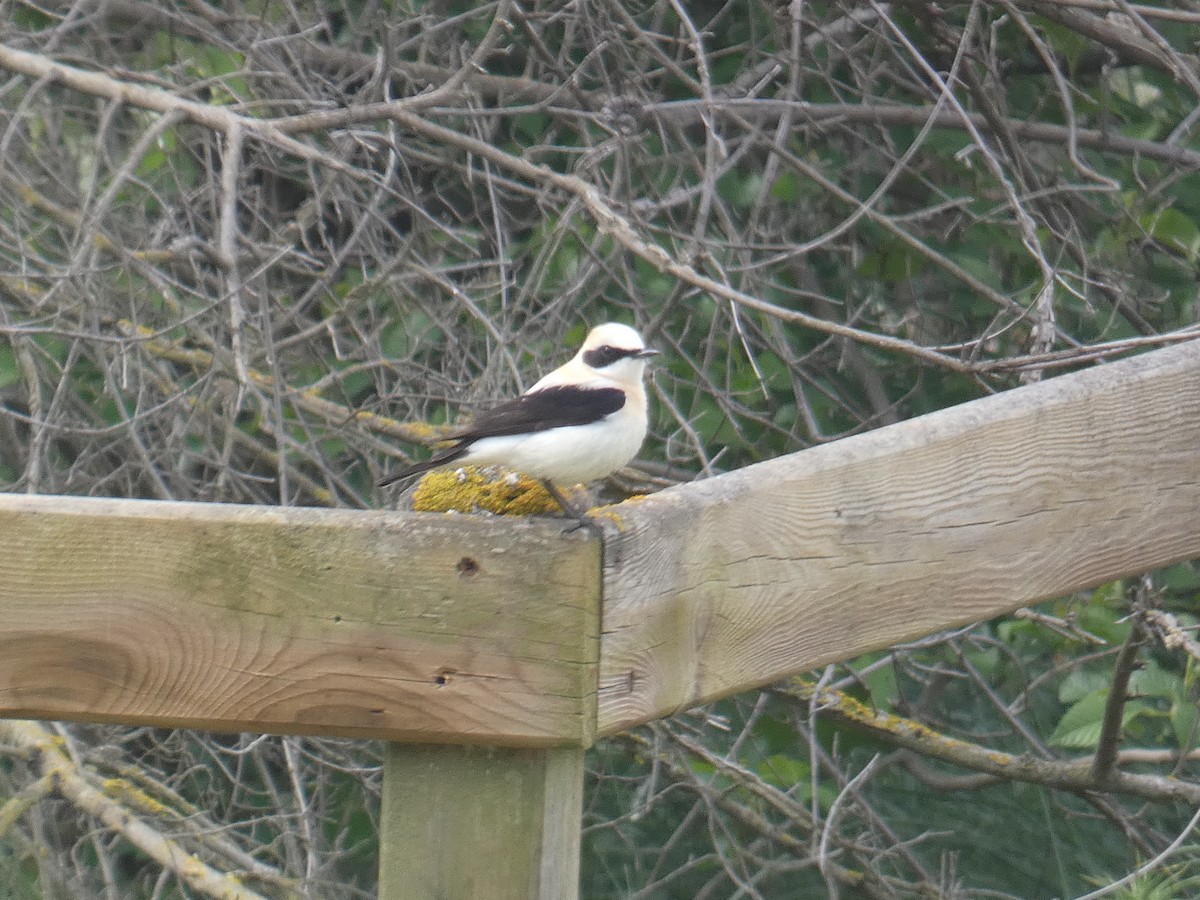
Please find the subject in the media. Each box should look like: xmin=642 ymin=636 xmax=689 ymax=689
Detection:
xmin=541 ymin=480 xmax=598 ymax=534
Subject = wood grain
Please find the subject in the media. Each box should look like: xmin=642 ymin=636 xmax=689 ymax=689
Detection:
xmin=378 ymin=743 xmax=584 ymax=900
xmin=0 ymin=497 xmax=600 ymax=746
xmin=598 ymin=341 xmax=1200 ymax=736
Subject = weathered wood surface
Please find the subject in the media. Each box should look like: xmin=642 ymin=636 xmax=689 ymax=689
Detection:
xmin=0 ymin=496 xmax=600 ymax=745
xmin=597 ymin=341 xmax=1200 ymax=736
xmin=378 ymin=743 xmax=584 ymax=900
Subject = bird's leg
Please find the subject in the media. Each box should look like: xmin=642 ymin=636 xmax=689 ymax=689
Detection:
xmin=541 ymin=480 xmax=594 ymax=531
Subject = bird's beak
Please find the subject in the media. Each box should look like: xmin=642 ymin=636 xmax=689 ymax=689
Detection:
xmin=635 ymin=348 xmax=660 ymax=359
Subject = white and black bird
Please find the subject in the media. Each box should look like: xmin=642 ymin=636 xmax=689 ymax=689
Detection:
xmin=379 ymin=323 xmax=657 ymax=505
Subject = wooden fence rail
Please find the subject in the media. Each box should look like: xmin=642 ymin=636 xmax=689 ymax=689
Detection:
xmin=598 ymin=338 xmax=1200 ymax=735
xmin=0 ymin=499 xmax=600 ymax=746
xmin=0 ymin=339 xmax=1196 ymax=898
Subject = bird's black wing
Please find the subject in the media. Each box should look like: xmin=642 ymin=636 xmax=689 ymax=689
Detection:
xmin=451 ymin=384 xmax=626 ymax=440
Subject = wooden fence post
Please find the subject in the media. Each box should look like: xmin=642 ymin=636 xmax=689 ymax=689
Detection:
xmin=378 ymin=744 xmax=585 ymax=900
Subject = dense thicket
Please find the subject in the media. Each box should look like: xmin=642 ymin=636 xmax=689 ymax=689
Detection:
xmin=0 ymin=1 xmax=1198 ymax=897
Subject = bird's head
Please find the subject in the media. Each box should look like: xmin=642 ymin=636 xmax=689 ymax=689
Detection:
xmin=577 ymin=323 xmax=658 ymax=385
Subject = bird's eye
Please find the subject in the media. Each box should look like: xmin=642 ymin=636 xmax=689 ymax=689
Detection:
xmin=584 ymin=345 xmax=634 ymax=369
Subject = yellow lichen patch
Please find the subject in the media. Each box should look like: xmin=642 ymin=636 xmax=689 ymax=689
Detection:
xmin=100 ymin=778 xmax=172 ymax=817
xmin=356 ymin=411 xmax=453 ymax=444
xmin=588 ymin=495 xmax=653 ymax=532
xmin=411 ymin=466 xmax=590 ymax=516
xmin=587 ymin=506 xmax=626 ymax=531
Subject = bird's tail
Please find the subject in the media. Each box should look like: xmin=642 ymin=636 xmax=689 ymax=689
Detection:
xmin=378 ymin=443 xmax=468 ymax=487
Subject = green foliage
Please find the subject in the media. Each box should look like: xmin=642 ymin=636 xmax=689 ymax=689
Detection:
xmin=1092 ymin=848 xmax=1200 ymax=900
xmin=1050 ymin=689 xmax=1142 ymax=749
xmin=1 ymin=0 xmax=1198 ymax=896
xmin=0 ymin=346 xmax=20 ymax=392
xmin=1138 ymin=207 xmax=1200 ymax=263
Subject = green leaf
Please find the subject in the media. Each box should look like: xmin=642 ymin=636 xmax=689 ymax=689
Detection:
xmin=861 ymin=660 xmax=898 ymax=702
xmin=753 ymin=714 xmax=800 ymax=757
xmin=1051 ymin=719 xmax=1106 ymax=750
xmin=1059 ymin=670 xmax=1110 ymax=703
xmin=0 ymin=347 xmax=20 ymax=391
xmin=514 ymin=112 xmax=551 ymax=144
xmin=1138 ymin=207 xmax=1200 ymax=261
xmin=758 ymin=754 xmax=810 ymax=790
xmin=1129 ymin=663 xmax=1182 ymax=699
xmin=770 ymin=171 xmax=799 ymax=203
xmin=1037 ymin=21 xmax=1091 ymax=72
xmin=855 ymin=245 xmax=927 ymax=282
xmin=1160 ymin=563 xmax=1200 ymax=593
xmin=1050 ymin=691 xmax=1152 ymax=748
xmin=1110 ymin=68 xmax=1164 ymax=109
xmin=136 ymin=127 xmax=177 ymax=178
xmin=717 ymin=171 xmax=763 ymax=210
xmin=1171 ymin=693 xmax=1199 ymax=750
xmin=1074 ymin=586 xmax=1133 ymax=644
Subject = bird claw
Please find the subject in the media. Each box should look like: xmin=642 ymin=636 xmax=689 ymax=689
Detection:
xmin=540 ymin=480 xmax=600 ymax=535
xmin=560 ymin=514 xmax=600 ymax=536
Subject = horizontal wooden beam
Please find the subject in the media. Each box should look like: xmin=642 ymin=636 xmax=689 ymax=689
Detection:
xmin=597 ymin=341 xmax=1200 ymax=736
xmin=0 ymin=497 xmax=599 ymax=746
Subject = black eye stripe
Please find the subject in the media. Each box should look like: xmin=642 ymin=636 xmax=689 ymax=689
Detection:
xmin=583 ymin=345 xmax=638 ymax=368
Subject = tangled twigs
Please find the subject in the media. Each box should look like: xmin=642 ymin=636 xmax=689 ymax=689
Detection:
xmin=0 ymin=720 xmax=299 ymax=900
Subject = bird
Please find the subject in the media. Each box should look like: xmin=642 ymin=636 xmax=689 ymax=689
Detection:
xmin=378 ymin=322 xmax=658 ymax=514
